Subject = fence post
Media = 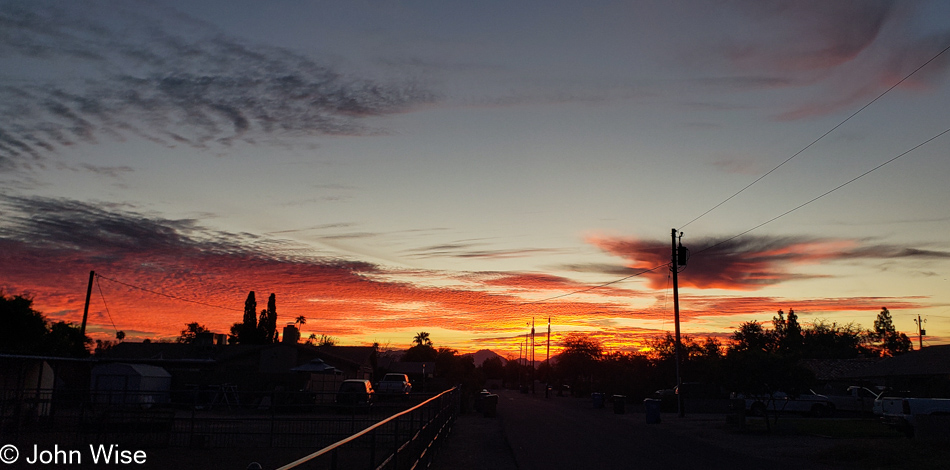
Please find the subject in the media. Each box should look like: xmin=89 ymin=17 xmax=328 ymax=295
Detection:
xmin=369 ymin=428 xmax=376 ymax=469
xmin=392 ymin=415 xmax=400 ymax=470
xmin=270 ymin=391 xmax=277 ymax=448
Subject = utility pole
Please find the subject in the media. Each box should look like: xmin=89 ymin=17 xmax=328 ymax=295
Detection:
xmin=546 ymin=317 xmax=551 ymax=366
xmin=671 ymin=229 xmax=685 ymax=418
xmin=81 ymin=270 xmax=95 ymax=338
xmin=546 ymin=317 xmax=551 ymax=398
xmin=518 ymin=339 xmax=524 ymax=390
xmin=531 ymin=319 xmax=536 ymax=393
xmin=915 ymin=315 xmax=927 ymax=349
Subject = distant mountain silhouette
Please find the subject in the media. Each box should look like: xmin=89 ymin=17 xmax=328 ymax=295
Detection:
xmin=464 ymin=349 xmax=508 ymax=366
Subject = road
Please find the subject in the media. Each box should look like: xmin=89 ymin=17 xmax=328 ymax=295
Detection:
xmin=467 ymin=389 xmax=829 ymax=470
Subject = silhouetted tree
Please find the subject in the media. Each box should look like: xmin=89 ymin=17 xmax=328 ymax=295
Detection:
xmin=730 ymin=321 xmax=775 ymax=354
xmin=266 ymin=293 xmax=278 ymax=343
xmin=318 ymin=334 xmax=336 ymax=346
xmin=479 ymin=356 xmax=505 ymax=380
xmin=0 ymin=293 xmax=90 ymax=357
xmin=94 ymin=339 xmax=117 ymax=355
xmin=1 ymin=293 xmax=48 ymax=354
xmin=239 ymin=291 xmax=259 ymax=344
xmin=305 ymin=334 xmax=336 ymax=346
xmin=556 ymin=333 xmax=603 ymax=396
xmin=228 ymin=322 xmax=242 ymax=344
xmin=177 ymin=322 xmax=209 ymax=344
xmin=413 ymin=331 xmax=432 ymax=347
xmin=404 ymin=342 xmax=438 ymax=362
xmin=44 ymin=321 xmax=91 ymax=357
xmin=802 ymin=320 xmax=868 ymax=359
xmin=254 ymin=293 xmax=278 ymax=343
xmin=772 ymin=309 xmax=804 ymax=356
xmin=869 ymin=307 xmax=912 ymax=356
xmin=258 ymin=309 xmax=269 ymax=342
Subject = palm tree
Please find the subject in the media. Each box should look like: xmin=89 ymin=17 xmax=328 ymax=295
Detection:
xmin=413 ymin=331 xmax=432 ymax=347
xmin=295 ymin=315 xmax=307 ymax=327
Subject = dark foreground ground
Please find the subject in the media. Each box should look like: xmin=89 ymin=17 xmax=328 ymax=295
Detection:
xmin=430 ymin=389 xmax=950 ymax=470
xmin=14 ymin=389 xmax=948 ymax=469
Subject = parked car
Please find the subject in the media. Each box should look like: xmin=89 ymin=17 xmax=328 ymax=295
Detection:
xmin=377 ymin=373 xmax=412 ymax=395
xmin=816 ymin=386 xmax=880 ymax=414
xmin=877 ymin=396 xmax=950 ymax=435
xmin=336 ymin=379 xmax=375 ymax=408
xmin=739 ymin=391 xmax=835 ymax=417
xmin=873 ymin=389 xmax=912 ymax=417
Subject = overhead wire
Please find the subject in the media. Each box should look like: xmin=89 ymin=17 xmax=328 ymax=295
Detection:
xmin=76 ymin=47 xmax=950 ymax=331
xmin=94 ymin=274 xmax=120 ymax=335
xmin=691 ymin=125 xmax=950 ymax=257
xmin=96 ymin=273 xmax=242 ymax=312
xmin=452 ymin=262 xmax=672 ymax=318
xmin=92 ymin=109 xmax=942 ymax=326
xmin=679 ymin=42 xmax=950 ymax=231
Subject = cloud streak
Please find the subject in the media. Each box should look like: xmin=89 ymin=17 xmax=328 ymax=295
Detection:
xmin=587 ymin=234 xmax=950 ymax=291
xmin=0 ymin=195 xmax=934 ymax=352
xmin=664 ymin=1 xmax=950 ymax=119
xmin=0 ymin=1 xmax=436 ymax=168
xmin=0 ymin=195 xmax=651 ymax=342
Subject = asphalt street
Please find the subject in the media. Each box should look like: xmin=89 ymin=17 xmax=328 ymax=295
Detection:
xmin=434 ymin=389 xmax=831 ymax=470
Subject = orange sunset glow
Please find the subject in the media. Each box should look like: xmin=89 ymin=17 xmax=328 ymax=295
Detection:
xmin=2 ymin=1 xmax=949 ymax=358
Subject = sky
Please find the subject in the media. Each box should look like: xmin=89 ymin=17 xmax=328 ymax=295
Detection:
xmin=2 ymin=0 xmax=950 ymax=357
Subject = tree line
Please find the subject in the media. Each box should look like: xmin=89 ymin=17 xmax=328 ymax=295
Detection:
xmin=0 ymin=293 xmax=90 ymax=356
xmin=503 ymin=307 xmax=915 ymax=400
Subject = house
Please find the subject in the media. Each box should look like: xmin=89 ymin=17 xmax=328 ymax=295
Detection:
xmin=90 ymin=362 xmax=171 ymax=406
xmin=0 ymin=355 xmax=55 ymax=418
xmin=841 ymin=345 xmax=950 ymax=397
xmin=98 ymin=342 xmax=377 ymax=399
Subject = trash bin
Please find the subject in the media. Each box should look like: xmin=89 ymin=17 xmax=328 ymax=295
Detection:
xmin=644 ymin=398 xmax=661 ymax=424
xmin=613 ymin=395 xmax=626 ymax=414
xmin=592 ymin=392 xmax=605 ymax=408
xmin=475 ymin=389 xmax=490 ymax=412
xmin=483 ymin=394 xmax=498 ymax=417
xmin=727 ymin=398 xmax=746 ymax=429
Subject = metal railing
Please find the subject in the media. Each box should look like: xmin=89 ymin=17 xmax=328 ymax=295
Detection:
xmin=0 ymin=387 xmax=438 ymax=450
xmin=275 ymin=387 xmax=460 ymax=470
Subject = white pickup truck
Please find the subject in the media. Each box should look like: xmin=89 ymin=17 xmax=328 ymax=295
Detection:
xmin=376 ymin=373 xmax=412 ymax=395
xmin=875 ymin=395 xmax=950 ymax=434
xmin=816 ymin=386 xmax=880 ymax=414
xmin=741 ymin=391 xmax=836 ymax=417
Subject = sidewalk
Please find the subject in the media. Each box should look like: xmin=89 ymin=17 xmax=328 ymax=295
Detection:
xmin=429 ymin=408 xmax=518 ymax=470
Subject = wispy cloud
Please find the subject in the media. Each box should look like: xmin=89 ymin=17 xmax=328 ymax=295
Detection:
xmin=1 ymin=195 xmax=933 ymax=346
xmin=0 ymin=195 xmax=648 ymax=341
xmin=0 ymin=1 xmax=436 ymax=169
xmin=405 ymin=240 xmax=566 ymax=260
xmin=587 ymin=234 xmax=950 ymax=291
xmin=725 ymin=1 xmax=894 ymax=73
xmin=665 ymin=1 xmax=950 ymax=119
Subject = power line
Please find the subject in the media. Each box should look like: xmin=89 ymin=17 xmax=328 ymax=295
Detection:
xmin=691 ymin=126 xmax=950 ymax=257
xmin=94 ymin=275 xmax=119 ymax=335
xmin=468 ymin=262 xmax=671 ymax=316
xmin=95 ymin=273 xmax=242 ymax=312
xmin=498 ymin=123 xmax=947 ymax=317
xmin=679 ymin=42 xmax=950 ymax=231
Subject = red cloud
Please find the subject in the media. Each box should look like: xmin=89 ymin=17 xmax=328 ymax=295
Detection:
xmin=1 ymin=197 xmax=940 ymax=352
xmin=587 ymin=234 xmax=947 ymax=291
